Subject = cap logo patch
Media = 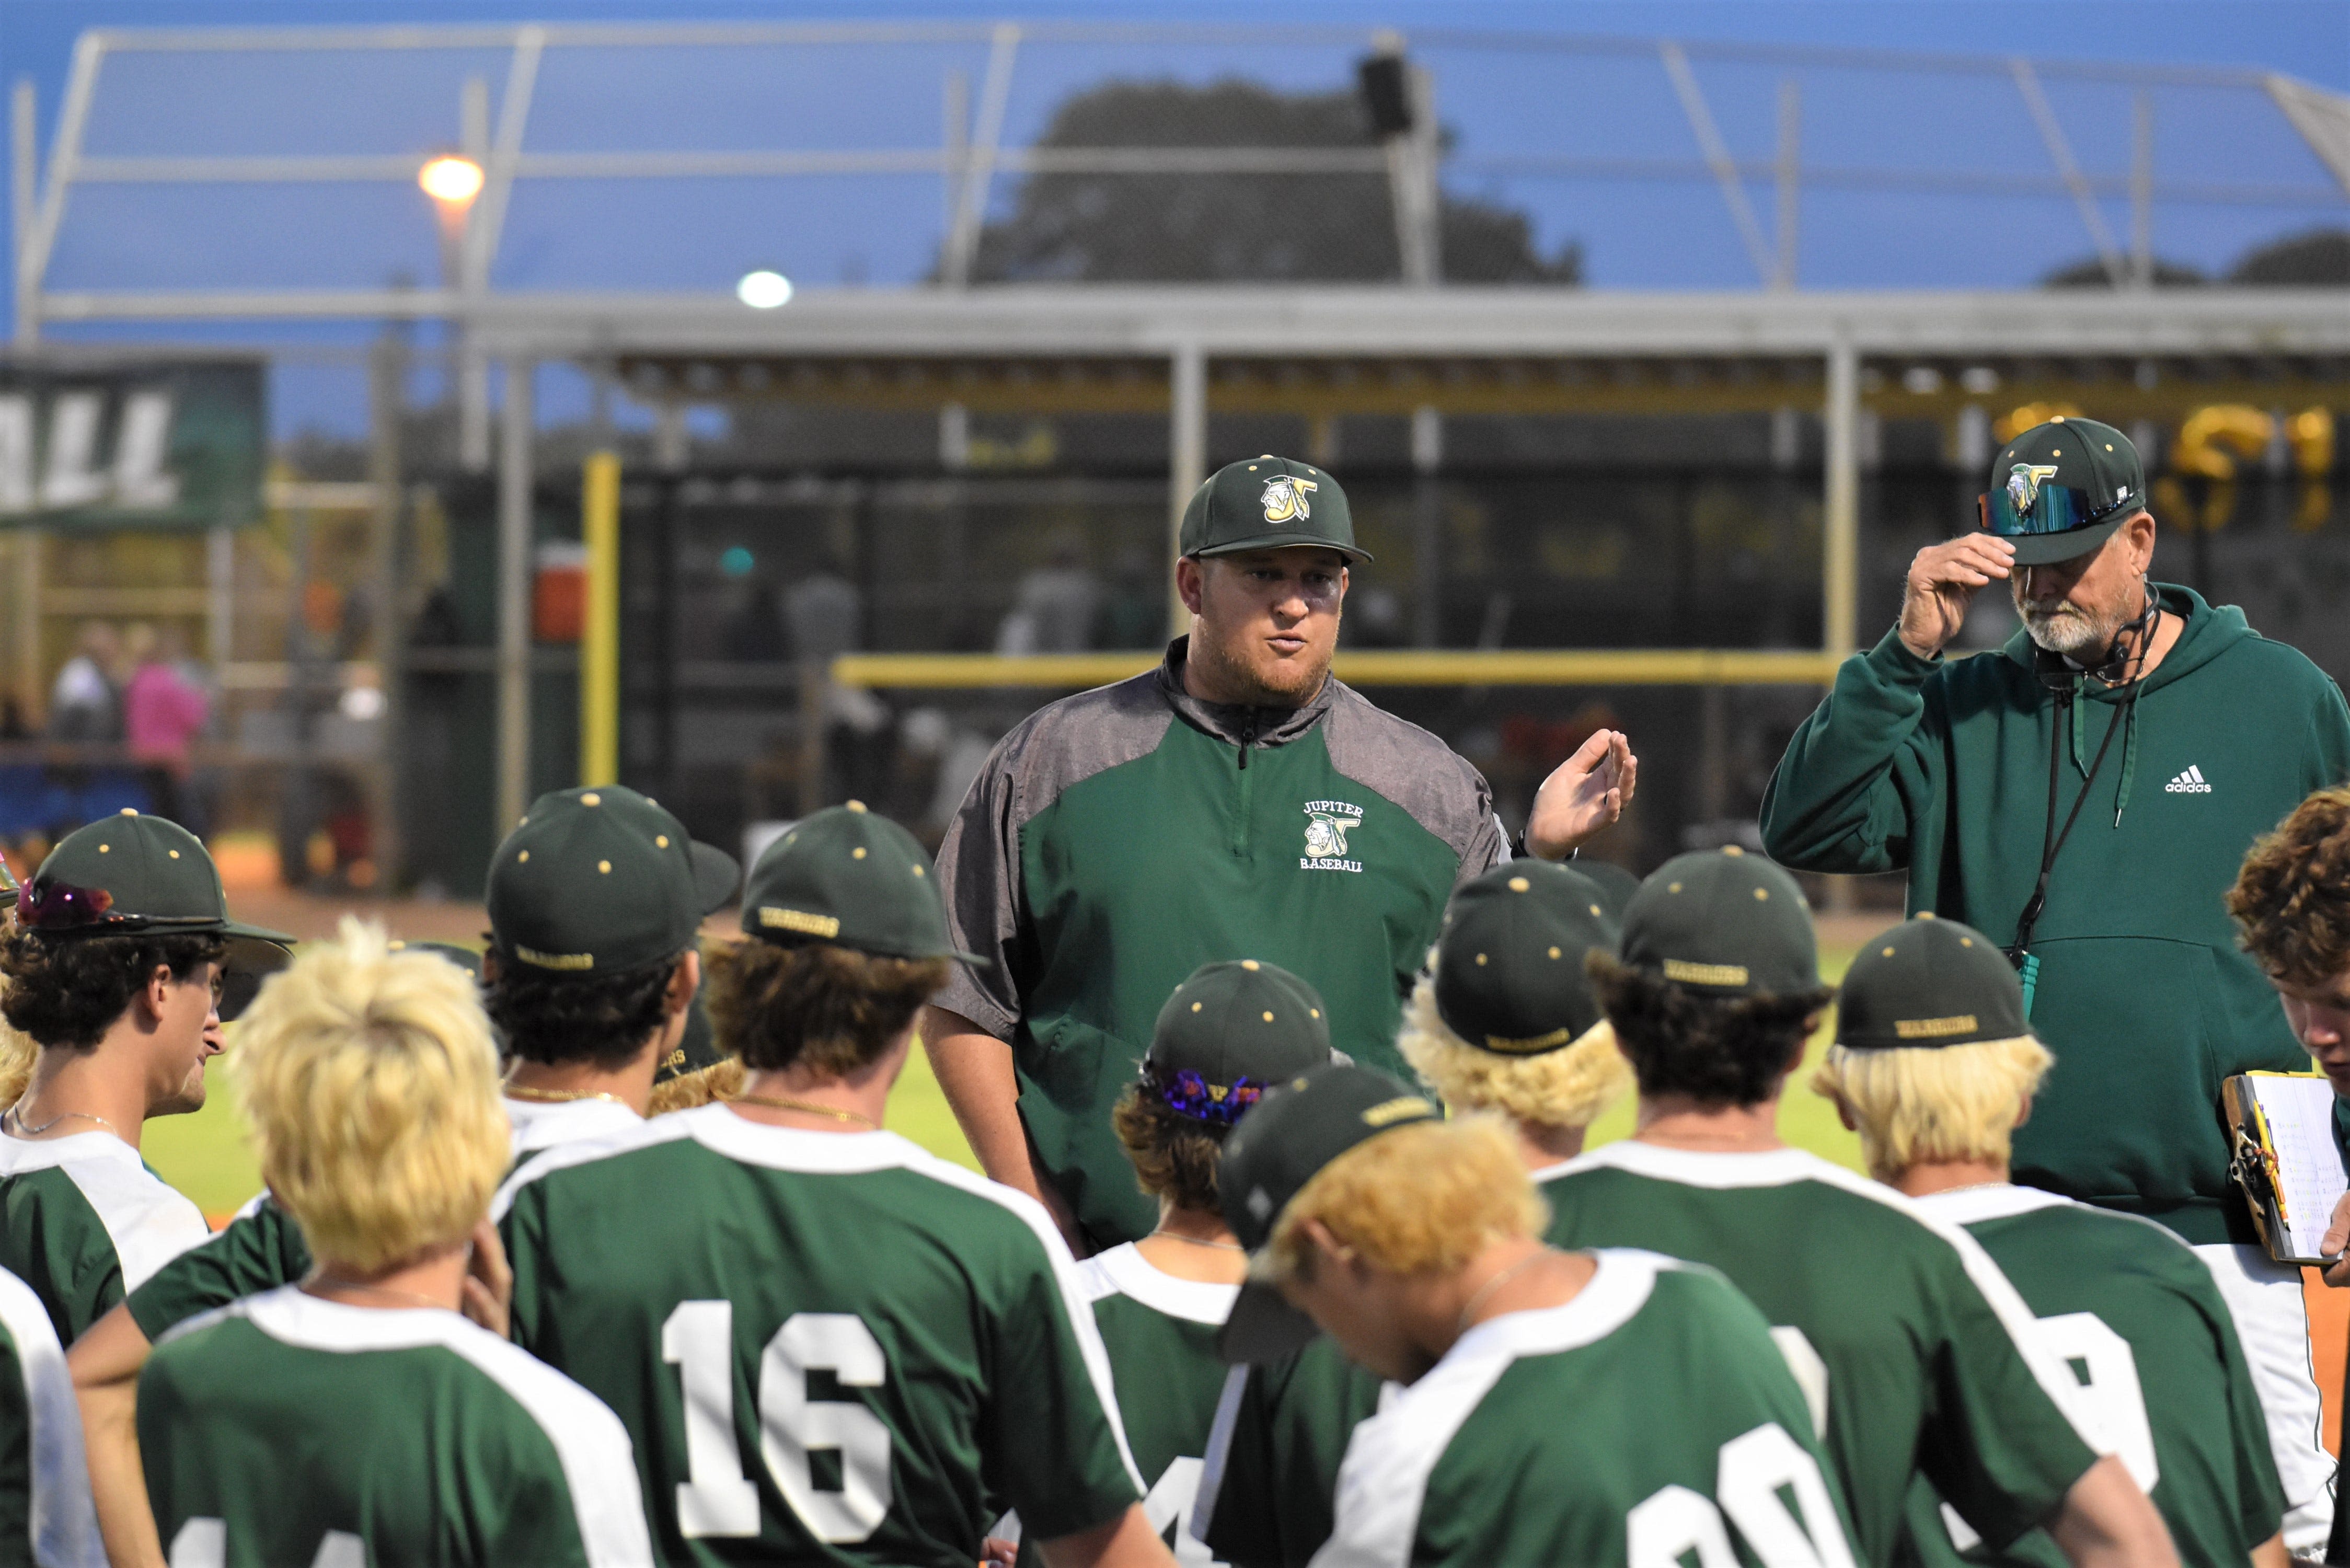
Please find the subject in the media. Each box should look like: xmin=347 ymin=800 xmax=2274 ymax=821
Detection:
xmin=1662 ymin=959 xmax=1749 ymax=987
xmin=1260 ymin=474 xmax=1317 ymax=524
xmin=514 ymin=945 xmax=594 ymax=971
xmin=759 ymin=907 xmax=842 ymax=938
xmin=1894 ymin=1014 xmax=1980 ymax=1040
xmin=1361 ymin=1094 xmax=1436 ymax=1127
xmin=1484 ymin=1026 xmax=1575 ymax=1055
xmin=2006 ymin=463 xmax=2059 ymax=514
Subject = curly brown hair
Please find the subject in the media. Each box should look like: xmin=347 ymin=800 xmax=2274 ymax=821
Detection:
xmin=1111 ymin=1083 xmax=1230 ymax=1212
xmin=1587 ymin=952 xmax=1830 ymax=1109
xmin=1 ymin=929 xmax=228 ymax=1051
xmin=705 ymin=940 xmax=948 ymax=1078
xmin=2229 ymin=787 xmax=2350 ymax=994
xmin=487 ymin=951 xmax=686 ymax=1071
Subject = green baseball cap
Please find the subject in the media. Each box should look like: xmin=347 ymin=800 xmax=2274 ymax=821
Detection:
xmin=1179 ymin=455 xmax=1370 ymax=563
xmin=1619 ymin=847 xmax=1818 ymax=998
xmin=488 ymin=786 xmax=739 ymax=976
xmin=385 ymin=939 xmax=483 ymax=983
xmin=1979 ymin=417 xmax=2146 ymax=566
xmin=1572 ymin=859 xmax=1642 ymax=927
xmin=1435 ymin=862 xmax=1618 ymax=1055
xmin=18 ymin=812 xmax=293 ymax=1017
xmin=741 ymin=803 xmax=980 ymax=963
xmin=1836 ymin=915 xmax=2030 ymax=1051
xmin=1216 ymin=1063 xmax=1442 ymax=1363
xmin=1144 ymin=960 xmax=1333 ymax=1123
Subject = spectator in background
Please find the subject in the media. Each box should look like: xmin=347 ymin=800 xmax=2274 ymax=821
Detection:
xmin=1100 ymin=547 xmax=1163 ymax=651
xmin=122 ymin=625 xmax=209 ymax=831
xmin=997 ymin=533 xmax=1101 ymax=654
xmin=46 ymin=624 xmax=120 ymax=747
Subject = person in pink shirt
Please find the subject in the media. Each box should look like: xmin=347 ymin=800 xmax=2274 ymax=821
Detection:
xmin=122 ymin=624 xmax=210 ymax=828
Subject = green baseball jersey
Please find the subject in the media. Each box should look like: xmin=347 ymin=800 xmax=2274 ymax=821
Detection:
xmin=141 ymin=1285 xmax=651 ymax=1566
xmin=1318 ymin=1249 xmax=1858 ymax=1568
xmin=1900 ymin=1185 xmax=2285 ymax=1567
xmin=125 ymin=1096 xmax=642 ymax=1343
xmin=1539 ymin=1143 xmax=2102 ymax=1564
xmin=494 ymin=1105 xmax=1145 ymax=1567
xmin=1010 ymin=1243 xmax=1239 ymax=1567
xmin=1195 ymin=1336 xmax=1389 ymax=1567
xmin=0 ymin=1264 xmax=102 ymax=1567
xmin=0 ymin=1130 xmax=206 ymax=1346
xmin=936 ymin=640 xmax=1504 ymax=1243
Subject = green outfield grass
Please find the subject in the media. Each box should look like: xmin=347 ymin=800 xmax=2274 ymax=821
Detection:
xmin=149 ymin=943 xmax=1863 ymax=1220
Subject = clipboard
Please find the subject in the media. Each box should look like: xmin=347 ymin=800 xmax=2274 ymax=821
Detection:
xmin=2224 ymin=1071 xmax=2350 ymax=1265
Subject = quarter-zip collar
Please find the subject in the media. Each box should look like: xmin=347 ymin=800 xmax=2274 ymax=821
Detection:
xmin=1154 ymin=635 xmax=1335 ymax=753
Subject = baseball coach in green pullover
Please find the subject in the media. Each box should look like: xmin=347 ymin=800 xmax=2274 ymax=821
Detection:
xmin=926 ymin=455 xmax=1637 ymax=1253
xmin=1760 ymin=416 xmax=2350 ymax=1554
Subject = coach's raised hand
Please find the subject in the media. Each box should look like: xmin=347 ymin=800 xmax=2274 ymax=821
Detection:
xmin=1898 ymin=534 xmax=2015 ymax=660
xmin=1524 ymin=728 xmax=1637 ymax=861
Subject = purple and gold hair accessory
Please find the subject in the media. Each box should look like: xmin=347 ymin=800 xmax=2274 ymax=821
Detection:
xmin=15 ymin=879 xmax=114 ymax=931
xmin=1151 ymin=1066 xmax=1273 ymax=1126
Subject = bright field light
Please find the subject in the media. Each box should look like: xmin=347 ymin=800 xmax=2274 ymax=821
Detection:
xmin=737 ymin=270 xmax=794 ymax=309
xmin=418 ymin=155 xmax=485 ymax=204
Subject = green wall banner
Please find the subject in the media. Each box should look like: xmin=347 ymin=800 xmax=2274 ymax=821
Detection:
xmin=0 ymin=358 xmax=265 ymax=531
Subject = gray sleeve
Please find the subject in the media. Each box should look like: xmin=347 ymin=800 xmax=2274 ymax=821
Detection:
xmin=1457 ymin=801 xmax=1506 ymax=886
xmin=932 ymin=740 xmax=1026 ymax=1041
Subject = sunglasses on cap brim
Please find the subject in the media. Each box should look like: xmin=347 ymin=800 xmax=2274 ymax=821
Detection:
xmin=1977 ymin=483 xmax=2129 ymax=541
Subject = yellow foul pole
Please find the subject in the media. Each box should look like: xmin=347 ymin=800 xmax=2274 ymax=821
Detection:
xmin=580 ymin=451 xmax=621 ymax=786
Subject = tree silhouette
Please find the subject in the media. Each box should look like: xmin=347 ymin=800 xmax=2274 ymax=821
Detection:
xmin=959 ymin=78 xmax=1581 ymax=285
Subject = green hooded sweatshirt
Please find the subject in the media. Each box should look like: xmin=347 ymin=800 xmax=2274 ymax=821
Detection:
xmin=1761 ymin=585 xmax=2350 ymax=1243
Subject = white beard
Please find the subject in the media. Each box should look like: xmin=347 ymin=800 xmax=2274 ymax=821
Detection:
xmin=2021 ymin=604 xmax=2107 ymax=656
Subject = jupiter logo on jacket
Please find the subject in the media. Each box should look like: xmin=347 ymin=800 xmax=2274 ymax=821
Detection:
xmin=1302 ymin=801 xmax=1364 ymax=872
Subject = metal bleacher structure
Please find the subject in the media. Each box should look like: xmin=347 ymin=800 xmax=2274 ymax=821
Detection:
xmin=6 ymin=19 xmax=2348 ymax=887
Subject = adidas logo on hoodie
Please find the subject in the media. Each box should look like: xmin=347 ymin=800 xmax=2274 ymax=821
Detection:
xmin=2165 ymin=765 xmax=2213 ymax=794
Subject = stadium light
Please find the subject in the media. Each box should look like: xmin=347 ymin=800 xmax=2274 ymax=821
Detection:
xmin=737 ymin=270 xmax=794 ymax=309
xmin=418 ymin=154 xmax=486 ymax=207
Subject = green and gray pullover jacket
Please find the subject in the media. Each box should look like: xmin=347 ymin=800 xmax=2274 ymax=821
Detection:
xmin=936 ymin=638 xmax=1504 ymax=1244
xmin=1761 ymin=585 xmax=2350 ymax=1242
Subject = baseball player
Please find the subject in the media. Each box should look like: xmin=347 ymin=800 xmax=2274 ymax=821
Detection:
xmin=67 ymin=785 xmax=733 ymax=1560
xmin=0 ymin=813 xmax=289 ymax=1345
xmin=928 ymin=453 xmax=1635 ymax=1249
xmin=1213 ymin=1063 xmax=1859 ymax=1567
xmin=496 ymin=805 xmax=1172 ymax=1567
xmin=1546 ymin=848 xmax=2173 ymax=1566
xmin=1814 ymin=915 xmax=2286 ymax=1567
xmin=997 ymin=960 xmax=1332 ymax=1567
xmin=1193 ymin=859 xmax=1630 ymax=1567
xmin=0 ymin=1262 xmax=102 ymax=1567
xmin=135 ymin=921 xmax=652 ymax=1565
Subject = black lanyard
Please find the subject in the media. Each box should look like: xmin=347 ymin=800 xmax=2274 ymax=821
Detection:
xmin=2007 ymin=608 xmax=2158 ymax=989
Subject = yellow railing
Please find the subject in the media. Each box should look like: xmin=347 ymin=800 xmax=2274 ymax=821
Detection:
xmin=830 ymin=648 xmax=1844 ymax=689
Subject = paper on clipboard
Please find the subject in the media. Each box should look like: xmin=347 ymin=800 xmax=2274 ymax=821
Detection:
xmin=2239 ymin=1072 xmax=2350 ymax=1262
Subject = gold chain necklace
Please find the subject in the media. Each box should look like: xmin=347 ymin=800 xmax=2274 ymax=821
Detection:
xmin=502 ymin=1083 xmax=628 ymax=1106
xmin=734 ymin=1094 xmax=879 ymax=1129
xmin=307 ymin=1274 xmax=450 ymax=1312
xmin=1148 ymin=1228 xmax=1245 ymax=1253
xmin=1457 ymin=1251 xmax=1550 ymax=1334
xmin=4 ymin=1105 xmax=118 ymax=1138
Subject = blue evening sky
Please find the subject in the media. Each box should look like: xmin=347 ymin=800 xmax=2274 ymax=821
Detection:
xmin=2 ymin=1 xmax=2342 ymax=437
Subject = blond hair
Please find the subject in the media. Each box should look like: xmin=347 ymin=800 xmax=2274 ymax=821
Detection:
xmin=1396 ymin=967 xmax=1630 ymax=1132
xmin=648 ymin=1057 xmax=745 ymax=1116
xmin=1271 ymin=1116 xmax=1545 ymax=1282
xmin=235 ymin=918 xmax=508 ymax=1273
xmin=1811 ymin=1035 xmax=2054 ymax=1183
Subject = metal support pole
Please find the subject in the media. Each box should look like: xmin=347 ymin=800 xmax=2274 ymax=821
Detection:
xmin=1823 ymin=336 xmax=1860 ymax=662
xmin=1167 ymin=341 xmax=1206 ymax=639
xmin=1774 ymin=79 xmax=1801 ymax=293
xmin=2130 ymin=91 xmax=2154 ymax=290
xmin=457 ymin=75 xmax=492 ymax=472
xmin=580 ymin=450 xmax=620 ymax=787
xmin=654 ymin=402 xmax=688 ymax=471
xmin=496 ymin=359 xmax=534 ymax=838
xmin=204 ymin=527 xmax=234 ymax=667
xmin=367 ymin=331 xmax=406 ymax=890
xmin=11 ymin=79 xmax=34 ymax=349
xmin=9 ymin=531 xmax=38 ymax=727
xmin=1412 ymin=405 xmax=1443 ymax=647
xmin=941 ymin=68 xmax=968 ymax=241
xmin=942 ymin=25 xmax=1019 ymax=287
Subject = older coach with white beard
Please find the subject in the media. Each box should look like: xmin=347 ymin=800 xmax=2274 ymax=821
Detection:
xmin=1761 ymin=416 xmax=2350 ymax=1554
